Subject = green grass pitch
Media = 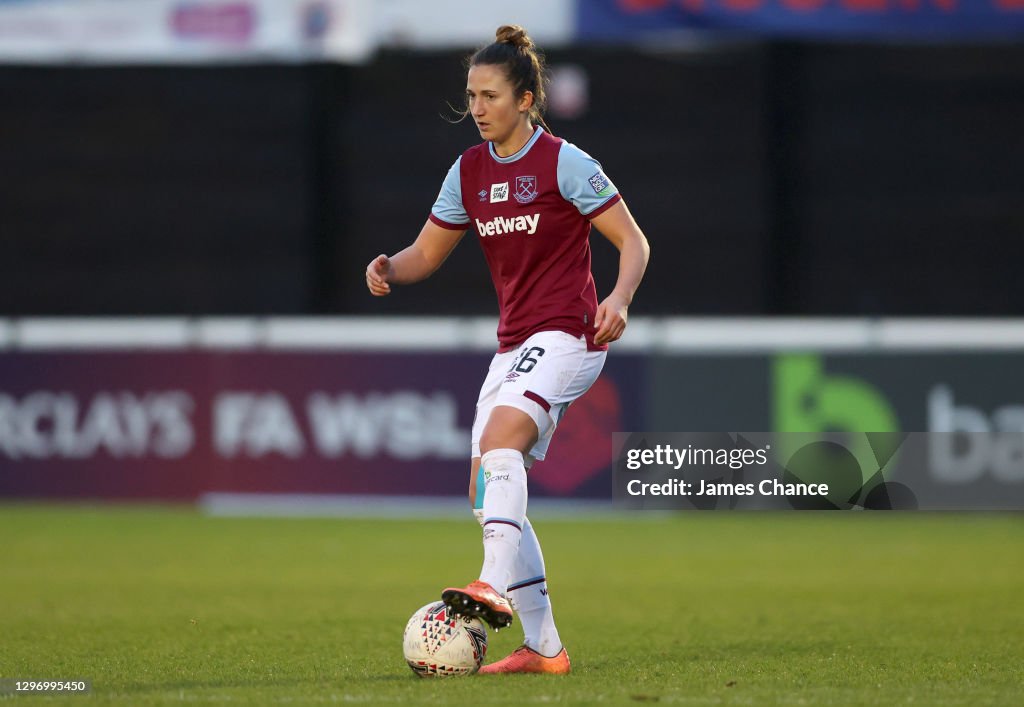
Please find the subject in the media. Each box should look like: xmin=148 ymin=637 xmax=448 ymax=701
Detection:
xmin=1 ymin=505 xmax=1022 ymax=705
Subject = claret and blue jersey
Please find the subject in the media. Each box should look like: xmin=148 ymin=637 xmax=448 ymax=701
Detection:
xmin=429 ymin=127 xmax=621 ymax=352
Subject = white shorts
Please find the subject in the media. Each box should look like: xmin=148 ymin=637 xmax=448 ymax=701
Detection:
xmin=470 ymin=330 xmax=607 ymax=462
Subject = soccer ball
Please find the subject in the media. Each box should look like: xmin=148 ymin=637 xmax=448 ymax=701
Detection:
xmin=403 ymin=601 xmax=488 ymax=677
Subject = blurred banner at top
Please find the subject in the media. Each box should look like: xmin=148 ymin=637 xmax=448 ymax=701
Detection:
xmin=577 ymin=0 xmax=1024 ymax=40
xmin=0 ymin=0 xmax=375 ymax=63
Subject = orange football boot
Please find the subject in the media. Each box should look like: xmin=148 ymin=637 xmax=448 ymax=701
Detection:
xmin=441 ymin=580 xmax=514 ymax=629
xmin=478 ymin=645 xmax=571 ymax=675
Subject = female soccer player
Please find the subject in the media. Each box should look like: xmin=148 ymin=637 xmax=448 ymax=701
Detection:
xmin=365 ymin=25 xmax=649 ymax=675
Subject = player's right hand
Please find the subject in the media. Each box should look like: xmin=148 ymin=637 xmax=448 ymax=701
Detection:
xmin=366 ymin=254 xmax=392 ymax=296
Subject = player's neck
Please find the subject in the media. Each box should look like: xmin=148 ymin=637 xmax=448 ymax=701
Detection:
xmin=492 ymin=122 xmax=536 ymax=158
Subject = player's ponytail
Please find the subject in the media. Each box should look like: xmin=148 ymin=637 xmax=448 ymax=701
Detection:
xmin=470 ymin=25 xmax=551 ymax=134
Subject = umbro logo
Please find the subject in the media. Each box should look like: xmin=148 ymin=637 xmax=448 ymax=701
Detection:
xmin=478 ymin=189 xmax=487 ymax=202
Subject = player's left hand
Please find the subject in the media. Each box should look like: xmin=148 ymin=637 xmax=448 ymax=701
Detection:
xmin=594 ymin=292 xmax=629 ymax=345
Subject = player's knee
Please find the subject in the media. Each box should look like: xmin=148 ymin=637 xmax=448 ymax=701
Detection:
xmin=478 ymin=431 xmax=502 ymax=456
xmin=478 ymin=422 xmax=502 ymax=453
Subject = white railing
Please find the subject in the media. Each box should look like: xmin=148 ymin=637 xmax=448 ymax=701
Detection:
xmin=1 ymin=317 xmax=1023 ymax=352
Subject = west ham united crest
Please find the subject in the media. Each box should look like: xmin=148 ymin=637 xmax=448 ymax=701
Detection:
xmin=514 ymin=175 xmax=538 ymax=204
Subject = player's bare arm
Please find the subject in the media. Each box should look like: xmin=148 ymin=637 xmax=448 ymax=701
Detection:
xmin=365 ymin=220 xmax=467 ymax=296
xmin=590 ymin=200 xmax=650 ymax=345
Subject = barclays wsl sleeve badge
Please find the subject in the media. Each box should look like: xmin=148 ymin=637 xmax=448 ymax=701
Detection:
xmin=588 ymin=172 xmax=613 ymax=197
xmin=514 ymin=176 xmax=539 ymax=204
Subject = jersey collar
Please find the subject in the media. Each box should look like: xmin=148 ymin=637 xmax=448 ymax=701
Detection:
xmin=488 ymin=126 xmax=544 ymax=164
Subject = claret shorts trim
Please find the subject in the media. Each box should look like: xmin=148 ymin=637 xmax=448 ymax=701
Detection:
xmin=471 ymin=330 xmax=607 ymax=461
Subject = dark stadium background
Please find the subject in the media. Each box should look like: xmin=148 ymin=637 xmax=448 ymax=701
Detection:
xmin=2 ymin=44 xmax=1022 ymax=317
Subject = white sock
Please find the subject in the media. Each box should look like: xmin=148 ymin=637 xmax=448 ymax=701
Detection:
xmin=507 ymin=517 xmax=562 ymax=657
xmin=477 ymin=448 xmax=528 ymax=594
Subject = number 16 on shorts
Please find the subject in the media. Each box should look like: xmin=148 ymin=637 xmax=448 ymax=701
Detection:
xmin=506 ymin=346 xmax=546 ymax=380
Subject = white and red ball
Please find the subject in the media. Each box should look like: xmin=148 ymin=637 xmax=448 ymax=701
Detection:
xmin=402 ymin=601 xmax=488 ymax=677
